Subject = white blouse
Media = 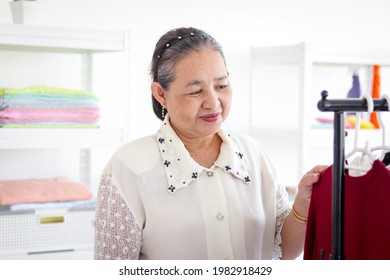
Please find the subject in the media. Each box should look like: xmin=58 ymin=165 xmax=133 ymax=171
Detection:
xmin=94 ymin=116 xmax=291 ymax=260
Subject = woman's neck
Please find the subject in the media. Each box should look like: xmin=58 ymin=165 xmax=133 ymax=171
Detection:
xmin=182 ymin=133 xmax=222 ymax=168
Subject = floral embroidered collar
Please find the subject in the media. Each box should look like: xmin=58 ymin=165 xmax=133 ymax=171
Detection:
xmin=156 ymin=115 xmax=251 ymax=193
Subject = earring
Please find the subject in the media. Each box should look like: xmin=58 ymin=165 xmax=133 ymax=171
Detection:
xmin=161 ymin=105 xmax=165 ymax=120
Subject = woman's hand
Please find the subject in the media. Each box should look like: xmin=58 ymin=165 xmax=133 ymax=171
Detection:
xmin=281 ymin=165 xmax=329 ymax=259
xmin=294 ymin=165 xmax=328 ymax=216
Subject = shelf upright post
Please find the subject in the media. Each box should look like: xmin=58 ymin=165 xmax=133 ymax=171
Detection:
xmin=299 ymin=42 xmax=313 ymax=178
xmin=124 ymin=29 xmax=131 ymax=143
xmin=79 ymin=52 xmax=93 ymax=188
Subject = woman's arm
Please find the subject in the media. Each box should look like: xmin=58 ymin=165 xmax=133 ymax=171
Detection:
xmin=94 ymin=174 xmax=142 ymax=260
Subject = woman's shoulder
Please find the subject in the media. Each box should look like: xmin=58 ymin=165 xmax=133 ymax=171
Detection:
xmin=114 ymin=134 xmax=158 ymax=157
xmin=226 ymin=130 xmax=262 ymax=149
xmin=225 ymin=130 xmax=272 ymax=160
xmin=101 ymin=133 xmax=161 ymax=175
xmin=226 ymin=130 xmax=278 ymax=178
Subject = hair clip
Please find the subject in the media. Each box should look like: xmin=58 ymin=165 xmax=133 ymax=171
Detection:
xmin=157 ymin=32 xmax=201 ymax=59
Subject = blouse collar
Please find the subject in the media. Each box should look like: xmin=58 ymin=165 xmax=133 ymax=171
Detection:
xmin=156 ymin=115 xmax=251 ymax=194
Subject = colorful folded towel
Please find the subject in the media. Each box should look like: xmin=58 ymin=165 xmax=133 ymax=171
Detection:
xmin=0 ymin=85 xmax=98 ymax=99
xmin=0 ymin=176 xmax=93 ymax=206
xmin=1 ymin=108 xmax=99 ymax=122
xmin=0 ymin=85 xmax=101 ymax=127
xmin=0 ymin=123 xmax=99 ymax=128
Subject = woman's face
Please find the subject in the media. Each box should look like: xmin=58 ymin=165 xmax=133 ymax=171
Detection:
xmin=164 ymin=47 xmax=232 ymax=140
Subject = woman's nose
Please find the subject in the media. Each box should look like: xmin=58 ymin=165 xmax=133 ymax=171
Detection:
xmin=203 ymin=89 xmax=220 ymax=109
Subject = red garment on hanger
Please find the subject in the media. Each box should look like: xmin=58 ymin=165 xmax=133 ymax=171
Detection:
xmin=370 ymin=65 xmax=381 ymax=128
xmin=303 ymin=160 xmax=390 ymax=260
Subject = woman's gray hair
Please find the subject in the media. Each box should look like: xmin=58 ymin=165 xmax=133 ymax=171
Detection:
xmin=150 ymin=27 xmax=226 ymax=120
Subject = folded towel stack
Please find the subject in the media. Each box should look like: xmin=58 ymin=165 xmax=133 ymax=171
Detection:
xmin=0 ymin=85 xmax=100 ymax=128
xmin=0 ymin=176 xmax=94 ymax=212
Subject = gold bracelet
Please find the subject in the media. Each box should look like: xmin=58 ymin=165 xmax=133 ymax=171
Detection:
xmin=292 ymin=205 xmax=308 ymax=224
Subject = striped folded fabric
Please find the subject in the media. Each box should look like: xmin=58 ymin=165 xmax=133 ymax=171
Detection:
xmin=0 ymin=85 xmax=100 ymax=128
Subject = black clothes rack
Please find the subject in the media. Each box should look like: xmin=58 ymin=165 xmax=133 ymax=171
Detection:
xmin=317 ymin=90 xmax=389 ymax=259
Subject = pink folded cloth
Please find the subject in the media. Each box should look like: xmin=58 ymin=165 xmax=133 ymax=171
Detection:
xmin=0 ymin=177 xmax=93 ymax=205
xmin=0 ymin=108 xmax=100 ymax=123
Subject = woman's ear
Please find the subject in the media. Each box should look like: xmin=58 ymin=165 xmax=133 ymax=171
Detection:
xmin=151 ymin=82 xmax=167 ymax=107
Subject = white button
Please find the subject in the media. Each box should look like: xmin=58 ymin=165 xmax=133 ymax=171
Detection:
xmin=216 ymin=212 xmax=224 ymax=221
xmin=207 ymin=171 xmax=214 ymax=177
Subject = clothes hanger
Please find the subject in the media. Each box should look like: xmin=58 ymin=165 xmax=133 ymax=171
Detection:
xmin=345 ymin=94 xmax=377 ymax=172
xmin=370 ymin=94 xmax=390 ymax=154
xmin=369 ymin=94 xmax=390 ymax=167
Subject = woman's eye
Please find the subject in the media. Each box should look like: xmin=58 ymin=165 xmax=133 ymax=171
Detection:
xmin=189 ymin=90 xmax=202 ymax=96
xmin=217 ymin=84 xmax=228 ymax=90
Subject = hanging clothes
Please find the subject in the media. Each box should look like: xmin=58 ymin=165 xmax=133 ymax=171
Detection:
xmin=304 ymin=160 xmax=390 ymax=260
xmin=370 ymin=65 xmax=381 ymax=128
xmin=382 ymin=151 xmax=390 ymax=165
xmin=346 ymin=73 xmax=362 ymax=117
xmin=347 ymin=73 xmax=362 ymax=99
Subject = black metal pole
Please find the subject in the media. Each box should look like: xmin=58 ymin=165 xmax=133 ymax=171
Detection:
xmin=329 ymin=111 xmax=345 ymax=260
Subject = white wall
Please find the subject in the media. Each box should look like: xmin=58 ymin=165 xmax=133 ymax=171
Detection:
xmin=1 ymin=0 xmax=390 ymax=188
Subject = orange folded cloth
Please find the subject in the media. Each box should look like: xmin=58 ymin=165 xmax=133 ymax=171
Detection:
xmin=0 ymin=176 xmax=93 ymax=206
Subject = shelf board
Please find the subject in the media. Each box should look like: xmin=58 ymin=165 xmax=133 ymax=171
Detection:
xmin=0 ymin=128 xmax=124 ymax=149
xmin=0 ymin=23 xmax=125 ymax=52
xmin=252 ymin=42 xmax=390 ymax=66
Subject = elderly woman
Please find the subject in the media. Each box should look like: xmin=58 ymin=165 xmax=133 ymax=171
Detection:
xmin=94 ymin=27 xmax=326 ymax=260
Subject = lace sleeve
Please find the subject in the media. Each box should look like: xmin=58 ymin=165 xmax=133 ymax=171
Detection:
xmin=272 ymin=184 xmax=291 ymax=260
xmin=94 ymin=174 xmax=142 ymax=260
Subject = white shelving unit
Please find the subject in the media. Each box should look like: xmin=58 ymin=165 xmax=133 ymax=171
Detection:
xmin=0 ymin=23 xmax=129 ymax=259
xmin=250 ymin=42 xmax=390 ymax=186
